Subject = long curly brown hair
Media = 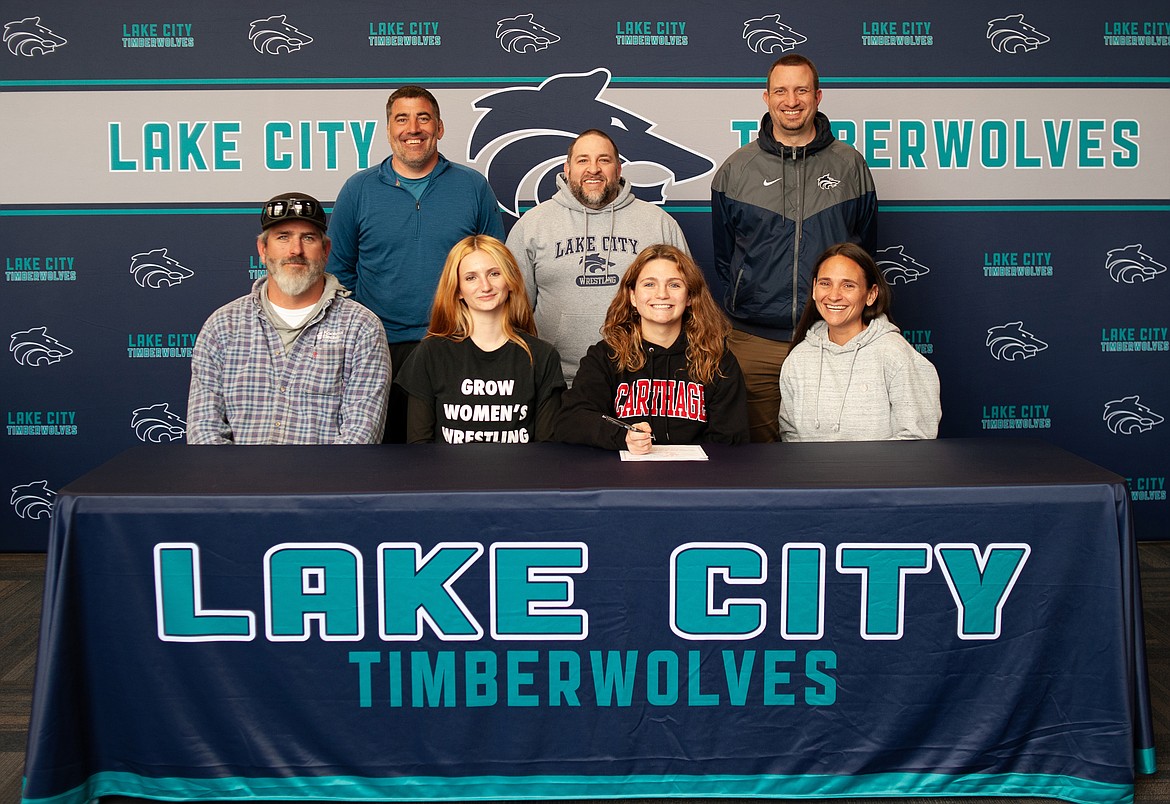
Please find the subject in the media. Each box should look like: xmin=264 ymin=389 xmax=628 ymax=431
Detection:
xmin=600 ymin=244 xmax=731 ymax=385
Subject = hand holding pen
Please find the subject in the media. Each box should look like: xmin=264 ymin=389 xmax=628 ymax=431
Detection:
xmin=603 ymin=415 xmax=655 ymax=454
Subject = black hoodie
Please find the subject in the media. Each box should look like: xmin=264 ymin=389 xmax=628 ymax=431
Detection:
xmin=555 ymin=333 xmax=749 ymax=449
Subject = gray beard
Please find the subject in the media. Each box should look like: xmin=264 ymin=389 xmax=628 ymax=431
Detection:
xmin=268 ymin=258 xmax=324 ymax=298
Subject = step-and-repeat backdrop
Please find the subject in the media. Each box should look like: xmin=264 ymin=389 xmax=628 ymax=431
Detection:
xmin=2 ymin=2 xmax=1168 ymax=549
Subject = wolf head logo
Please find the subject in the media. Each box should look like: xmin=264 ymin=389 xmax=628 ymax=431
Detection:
xmin=877 ymin=245 xmax=931 ymax=285
xmin=11 ymin=480 xmax=55 ymax=520
xmin=469 ymin=69 xmax=715 ymax=218
xmin=496 ymin=14 xmax=560 ymax=53
xmin=10 ymin=327 xmax=73 ymax=366
xmin=986 ymin=321 xmax=1048 ymax=361
xmin=1106 ymin=244 xmax=1167 ymax=284
xmin=249 ymin=15 xmax=313 ymax=54
xmin=743 ymin=15 xmax=807 ymax=54
xmin=817 ymin=174 xmax=841 ymax=190
xmin=987 ymin=14 xmax=1050 ymax=54
xmin=1103 ymin=395 xmax=1164 ymax=435
xmin=132 ymin=403 xmax=187 ymax=443
xmin=3 ymin=17 xmax=67 ymax=56
xmin=582 ymin=253 xmax=615 ymax=276
xmin=131 ymin=248 xmax=194 ymax=288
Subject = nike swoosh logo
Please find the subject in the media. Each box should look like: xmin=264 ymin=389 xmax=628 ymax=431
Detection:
xmin=762 ymin=177 xmax=782 ymax=187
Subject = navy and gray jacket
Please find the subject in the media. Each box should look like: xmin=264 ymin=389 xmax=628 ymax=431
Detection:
xmin=710 ymin=111 xmax=877 ymax=342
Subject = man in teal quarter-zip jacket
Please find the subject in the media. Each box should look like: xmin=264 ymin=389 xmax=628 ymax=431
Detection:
xmin=327 ymin=85 xmax=505 ymax=442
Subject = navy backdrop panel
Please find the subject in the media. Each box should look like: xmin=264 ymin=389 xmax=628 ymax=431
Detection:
xmin=22 ymin=442 xmax=1151 ymax=804
xmin=3 ymin=1 xmax=1169 ymax=548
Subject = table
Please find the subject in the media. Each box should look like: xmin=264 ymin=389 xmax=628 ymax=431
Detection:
xmin=22 ymin=439 xmax=1155 ymax=804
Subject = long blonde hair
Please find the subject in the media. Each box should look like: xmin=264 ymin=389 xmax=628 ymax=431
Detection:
xmin=600 ymin=244 xmax=731 ymax=385
xmin=427 ymin=235 xmax=537 ymax=361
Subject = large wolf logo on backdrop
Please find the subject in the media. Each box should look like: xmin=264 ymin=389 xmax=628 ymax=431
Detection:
xmin=3 ymin=17 xmax=67 ymax=56
xmin=468 ymin=69 xmax=715 ymax=218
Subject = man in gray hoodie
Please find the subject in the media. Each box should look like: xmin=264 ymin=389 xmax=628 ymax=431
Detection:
xmin=506 ymin=130 xmax=689 ymax=385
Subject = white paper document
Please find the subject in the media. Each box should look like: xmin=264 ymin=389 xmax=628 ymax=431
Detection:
xmin=620 ymin=445 xmax=709 ymax=461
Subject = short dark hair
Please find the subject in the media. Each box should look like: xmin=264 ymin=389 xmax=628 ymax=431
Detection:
xmin=791 ymin=243 xmax=892 ymax=346
xmin=386 ymin=85 xmax=440 ymax=123
xmin=566 ymin=129 xmax=620 ymax=162
xmin=767 ymin=54 xmax=820 ymax=93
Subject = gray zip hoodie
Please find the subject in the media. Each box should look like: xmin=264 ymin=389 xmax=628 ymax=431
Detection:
xmin=506 ymin=173 xmax=689 ymax=384
xmin=778 ymin=314 xmax=940 ymax=441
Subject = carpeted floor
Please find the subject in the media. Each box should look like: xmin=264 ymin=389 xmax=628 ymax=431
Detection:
xmin=4 ymin=545 xmax=1167 ymax=804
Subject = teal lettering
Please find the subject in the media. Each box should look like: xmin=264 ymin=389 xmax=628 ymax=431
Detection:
xmin=590 ymin=650 xmax=637 ymax=706
xmin=646 ymin=650 xmax=679 ymax=705
xmin=381 ymin=543 xmax=482 ymax=639
xmin=934 ymin=119 xmax=972 ymax=168
xmin=108 ymin=122 xmax=138 ymax=171
xmin=899 ymin=120 xmax=927 ymax=168
xmin=318 ymin=120 xmax=345 ymax=170
xmin=863 ymin=120 xmax=892 ymax=168
xmin=980 ymin=120 xmax=1008 ymax=169
xmin=506 ymin=650 xmax=540 ymax=706
xmin=671 ymin=544 xmax=765 ymax=638
xmin=804 ymin=650 xmax=837 ymax=704
xmin=177 ymin=121 xmax=208 ymax=171
xmin=763 ymin=649 xmax=796 ymax=705
xmin=213 ymin=122 xmax=241 ymax=170
xmin=1078 ymin=119 xmax=1106 ymax=168
xmin=491 ymin=544 xmax=587 ymax=638
xmin=464 ymin=650 xmax=497 ymax=706
xmin=1112 ymin=119 xmax=1139 ymax=168
xmin=265 ymin=121 xmax=294 ymax=170
xmin=349 ymin=651 xmax=380 ymax=707
xmin=350 ymin=120 xmax=377 ymax=168
xmin=687 ymin=650 xmax=719 ymax=706
xmin=721 ymin=649 xmax=755 ymax=705
xmin=935 ymin=544 xmax=1030 ymax=638
xmin=411 ymin=650 xmax=455 ymax=707
xmin=1014 ymin=119 xmax=1042 ymax=168
xmin=154 ymin=544 xmax=254 ymax=639
xmin=838 ymin=545 xmax=932 ymax=639
xmin=782 ymin=545 xmax=824 ymax=638
xmin=1043 ymin=119 xmax=1071 ymax=167
xmin=266 ymin=545 xmax=361 ymax=639
xmin=143 ymin=122 xmax=171 ymax=171
xmin=548 ymin=650 xmax=582 ymax=706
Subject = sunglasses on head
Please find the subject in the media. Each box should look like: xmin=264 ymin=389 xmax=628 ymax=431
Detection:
xmin=265 ymin=198 xmax=318 ymax=219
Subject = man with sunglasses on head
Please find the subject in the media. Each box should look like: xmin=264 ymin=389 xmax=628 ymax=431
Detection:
xmin=187 ymin=192 xmax=390 ymax=445
xmin=326 ymin=85 xmax=505 ymax=442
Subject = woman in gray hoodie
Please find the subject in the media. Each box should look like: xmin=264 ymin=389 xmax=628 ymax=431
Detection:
xmin=778 ymin=243 xmax=940 ymax=441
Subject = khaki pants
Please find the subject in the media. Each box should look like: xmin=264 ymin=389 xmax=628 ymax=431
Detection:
xmin=727 ymin=329 xmax=791 ymax=443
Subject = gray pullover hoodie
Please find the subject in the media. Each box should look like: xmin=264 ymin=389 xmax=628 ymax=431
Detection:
xmin=506 ymin=173 xmax=689 ymax=384
xmin=778 ymin=314 xmax=940 ymax=441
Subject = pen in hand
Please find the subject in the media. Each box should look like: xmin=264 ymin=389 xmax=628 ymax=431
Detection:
xmin=602 ymin=415 xmax=656 ymax=442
